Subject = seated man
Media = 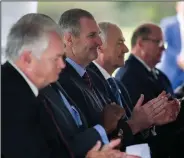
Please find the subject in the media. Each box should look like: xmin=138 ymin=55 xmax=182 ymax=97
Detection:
xmin=1 ymin=12 xmax=129 ymax=158
xmin=2 ymin=13 xmax=73 ymax=158
xmin=57 ymin=8 xmax=176 ymax=153
xmin=115 ymin=23 xmax=182 ymax=158
xmin=57 ymin=8 xmax=131 ymax=149
xmin=88 ymin=22 xmax=180 ymax=157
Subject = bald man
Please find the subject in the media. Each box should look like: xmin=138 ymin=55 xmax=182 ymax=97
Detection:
xmin=88 ymin=22 xmax=175 ymax=142
xmin=115 ymin=23 xmax=182 ymax=158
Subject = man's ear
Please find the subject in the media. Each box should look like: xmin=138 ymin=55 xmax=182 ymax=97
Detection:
xmin=20 ymin=51 xmax=32 ymax=65
xmin=63 ymin=32 xmax=73 ymax=47
xmin=137 ymin=37 xmax=143 ymax=48
xmin=97 ymin=45 xmax=104 ymax=54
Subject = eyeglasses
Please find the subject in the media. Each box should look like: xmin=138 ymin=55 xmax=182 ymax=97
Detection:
xmin=142 ymin=37 xmax=167 ymax=48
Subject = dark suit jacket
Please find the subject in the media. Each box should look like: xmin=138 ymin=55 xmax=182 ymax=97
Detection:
xmin=87 ymin=62 xmax=133 ymax=112
xmin=2 ymin=62 xmax=72 ymax=158
xmin=86 ymin=63 xmax=114 ymax=102
xmin=39 ymin=83 xmax=102 ymax=157
xmin=58 ymin=61 xmax=108 ymax=127
xmin=88 ymin=62 xmax=155 ymax=146
xmin=58 ymin=61 xmax=134 ymax=149
xmin=115 ymin=54 xmax=184 ymax=158
xmin=116 ymin=54 xmax=174 ymax=106
xmin=87 ymin=62 xmax=135 ymax=147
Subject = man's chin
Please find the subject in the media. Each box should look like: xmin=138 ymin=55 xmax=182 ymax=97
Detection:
xmin=117 ymin=60 xmax=124 ymax=67
xmin=51 ymin=75 xmax=59 ymax=83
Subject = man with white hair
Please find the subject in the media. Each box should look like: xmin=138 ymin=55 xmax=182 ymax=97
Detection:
xmin=88 ymin=22 xmax=181 ymax=158
xmin=1 ymin=13 xmax=68 ymax=158
xmin=2 ymin=13 xmax=139 ymax=158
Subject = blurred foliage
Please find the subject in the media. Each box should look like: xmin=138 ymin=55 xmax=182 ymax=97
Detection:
xmin=37 ymin=1 xmax=176 ymax=62
xmin=38 ymin=2 xmax=176 ymax=27
xmin=115 ymin=2 xmax=176 ymax=26
xmin=38 ymin=1 xmax=176 ymax=49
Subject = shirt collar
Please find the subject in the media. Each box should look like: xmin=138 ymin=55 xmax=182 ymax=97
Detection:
xmin=133 ymin=55 xmax=152 ymax=72
xmin=93 ymin=61 xmax=111 ymax=80
xmin=8 ymin=60 xmax=39 ymax=97
xmin=66 ymin=58 xmax=86 ymax=77
xmin=133 ymin=55 xmax=159 ymax=75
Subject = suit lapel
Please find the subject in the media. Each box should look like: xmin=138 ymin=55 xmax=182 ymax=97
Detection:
xmin=88 ymin=62 xmax=107 ymax=83
xmin=66 ymin=61 xmax=105 ymax=112
xmin=40 ymin=86 xmax=79 ymax=130
xmin=54 ymin=81 xmax=88 ymax=128
xmin=88 ymin=63 xmax=116 ymax=103
xmin=129 ymin=55 xmax=172 ymax=96
xmin=156 ymin=70 xmax=174 ymax=95
xmin=128 ymin=55 xmax=161 ymax=94
xmin=66 ymin=62 xmax=94 ymax=95
xmin=88 ymin=62 xmax=133 ymax=116
xmin=66 ymin=62 xmax=92 ymax=90
xmin=116 ymin=79 xmax=133 ymax=114
xmin=3 ymin=62 xmax=37 ymax=99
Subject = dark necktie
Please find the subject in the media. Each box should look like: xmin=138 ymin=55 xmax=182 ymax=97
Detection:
xmin=82 ymin=71 xmax=93 ymax=90
xmin=42 ymin=99 xmax=74 ymax=158
xmin=107 ymin=77 xmax=130 ymax=119
xmin=151 ymin=69 xmax=158 ymax=80
xmin=82 ymin=71 xmax=105 ymax=111
xmin=108 ymin=78 xmax=150 ymax=138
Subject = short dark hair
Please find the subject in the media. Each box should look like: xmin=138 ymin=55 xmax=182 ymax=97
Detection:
xmin=131 ymin=26 xmax=152 ymax=48
xmin=58 ymin=8 xmax=94 ymax=36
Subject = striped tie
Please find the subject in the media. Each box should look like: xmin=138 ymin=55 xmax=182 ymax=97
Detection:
xmin=83 ymin=72 xmax=93 ymax=90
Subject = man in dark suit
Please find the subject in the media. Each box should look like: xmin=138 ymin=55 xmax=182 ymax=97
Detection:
xmin=115 ymin=23 xmax=182 ymax=158
xmin=156 ymin=2 xmax=184 ymax=90
xmin=88 ymin=22 xmax=181 ymax=156
xmin=39 ymin=82 xmax=109 ymax=157
xmin=2 ymin=13 xmax=125 ymax=158
xmin=40 ymin=84 xmax=141 ymax=158
xmin=2 ymin=13 xmax=72 ymax=158
xmin=57 ymin=8 xmax=136 ymax=149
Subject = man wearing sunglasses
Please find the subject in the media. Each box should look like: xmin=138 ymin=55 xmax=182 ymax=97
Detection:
xmin=115 ymin=23 xmax=183 ymax=158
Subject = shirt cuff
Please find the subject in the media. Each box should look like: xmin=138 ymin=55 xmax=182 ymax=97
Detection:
xmin=94 ymin=125 xmax=109 ymax=144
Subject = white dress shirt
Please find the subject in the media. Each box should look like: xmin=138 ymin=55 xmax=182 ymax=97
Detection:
xmin=133 ymin=55 xmax=159 ymax=79
xmin=93 ymin=61 xmax=111 ymax=80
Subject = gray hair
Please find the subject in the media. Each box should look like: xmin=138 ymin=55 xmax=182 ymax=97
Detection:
xmin=98 ymin=22 xmax=112 ymax=44
xmin=5 ymin=13 xmax=61 ymax=61
xmin=58 ymin=8 xmax=94 ymax=37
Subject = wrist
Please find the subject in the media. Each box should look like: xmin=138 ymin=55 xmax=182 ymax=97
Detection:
xmin=126 ymin=119 xmax=141 ymax=135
